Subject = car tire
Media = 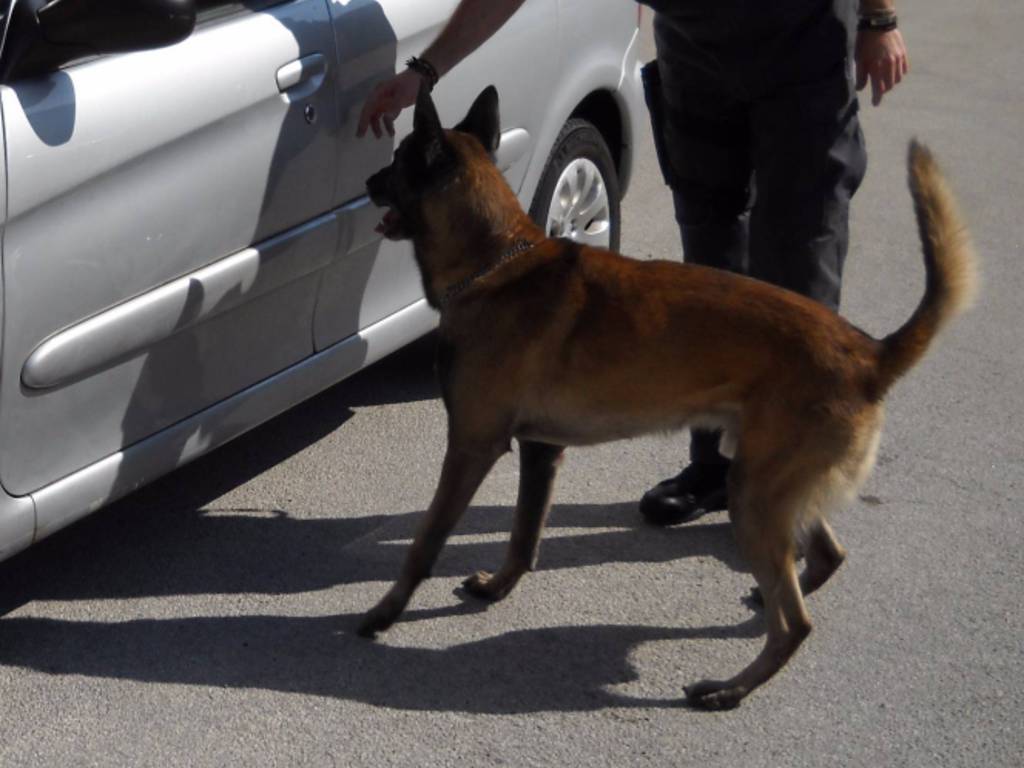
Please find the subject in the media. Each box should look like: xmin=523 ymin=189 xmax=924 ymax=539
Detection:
xmin=528 ymin=118 xmax=621 ymax=252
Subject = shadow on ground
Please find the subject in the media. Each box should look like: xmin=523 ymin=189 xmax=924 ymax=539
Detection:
xmin=0 ymin=498 xmax=744 ymax=604
xmin=0 ymin=608 xmax=760 ymax=714
xmin=0 ymin=492 xmax=754 ymax=713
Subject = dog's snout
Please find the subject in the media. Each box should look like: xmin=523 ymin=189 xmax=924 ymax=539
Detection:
xmin=366 ymin=167 xmax=392 ymax=203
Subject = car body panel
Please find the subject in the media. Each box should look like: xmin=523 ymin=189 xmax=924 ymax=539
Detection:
xmin=0 ymin=490 xmax=35 ymax=563
xmin=32 ymin=297 xmax=436 ymax=543
xmin=21 ymin=212 xmax=339 ymax=391
xmin=0 ymin=94 xmax=37 ymax=561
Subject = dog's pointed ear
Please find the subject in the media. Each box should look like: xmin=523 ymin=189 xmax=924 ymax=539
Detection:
xmin=413 ymin=79 xmax=449 ymax=169
xmin=454 ymin=85 xmax=500 ymax=155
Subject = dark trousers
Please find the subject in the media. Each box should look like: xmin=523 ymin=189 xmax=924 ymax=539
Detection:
xmin=644 ymin=7 xmax=868 ymax=466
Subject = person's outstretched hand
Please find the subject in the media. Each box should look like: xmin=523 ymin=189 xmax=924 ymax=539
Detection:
xmin=855 ymin=28 xmax=909 ymax=106
xmin=357 ymin=69 xmax=424 ymax=138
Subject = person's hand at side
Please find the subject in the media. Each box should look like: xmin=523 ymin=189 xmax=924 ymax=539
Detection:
xmin=856 ymin=27 xmax=909 ymax=106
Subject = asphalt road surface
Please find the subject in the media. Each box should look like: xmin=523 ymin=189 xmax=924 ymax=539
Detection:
xmin=1 ymin=1 xmax=1020 ymax=765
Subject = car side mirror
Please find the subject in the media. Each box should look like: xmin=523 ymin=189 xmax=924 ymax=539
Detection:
xmin=1 ymin=0 xmax=197 ymax=81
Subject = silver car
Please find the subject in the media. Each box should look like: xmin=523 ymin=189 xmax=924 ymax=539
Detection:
xmin=0 ymin=0 xmax=644 ymax=562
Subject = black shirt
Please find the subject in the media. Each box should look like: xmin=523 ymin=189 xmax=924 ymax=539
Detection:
xmin=641 ymin=0 xmax=857 ymax=95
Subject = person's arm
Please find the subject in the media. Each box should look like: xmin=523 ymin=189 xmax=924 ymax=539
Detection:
xmin=357 ymin=0 xmax=527 ymax=138
xmin=855 ymin=0 xmax=909 ymax=106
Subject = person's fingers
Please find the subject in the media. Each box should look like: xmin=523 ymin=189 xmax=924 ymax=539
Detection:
xmin=357 ymin=70 xmax=425 ymax=138
xmin=359 ymin=112 xmax=380 ymax=139
xmin=358 ymin=83 xmax=386 ymax=137
xmin=855 ymin=49 xmax=869 ymax=92
xmin=871 ymin=55 xmax=897 ymax=105
xmin=874 ymin=69 xmax=888 ymax=106
xmin=884 ymin=56 xmax=898 ymax=100
xmin=358 ymin=95 xmax=380 ymax=137
xmin=358 ymin=81 xmax=402 ymax=139
xmin=357 ymin=105 xmax=371 ymax=137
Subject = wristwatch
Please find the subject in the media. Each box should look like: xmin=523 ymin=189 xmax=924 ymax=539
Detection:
xmin=858 ymin=11 xmax=898 ymax=32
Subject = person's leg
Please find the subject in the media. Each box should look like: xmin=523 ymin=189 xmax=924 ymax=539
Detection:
xmin=747 ymin=65 xmax=867 ymax=311
xmin=639 ymin=16 xmax=752 ymax=525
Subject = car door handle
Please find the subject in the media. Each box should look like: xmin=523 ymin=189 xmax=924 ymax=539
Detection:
xmin=495 ymin=128 xmax=530 ymax=172
xmin=276 ymin=53 xmax=327 ymax=97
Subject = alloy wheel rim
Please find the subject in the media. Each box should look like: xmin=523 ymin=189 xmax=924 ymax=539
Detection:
xmin=543 ymin=157 xmax=612 ymax=247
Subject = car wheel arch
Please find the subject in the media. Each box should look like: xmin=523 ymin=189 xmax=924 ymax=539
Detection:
xmin=516 ymin=61 xmax=641 ymax=213
xmin=569 ymin=89 xmax=625 ymax=194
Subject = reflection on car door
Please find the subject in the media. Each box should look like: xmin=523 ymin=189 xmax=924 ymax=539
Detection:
xmin=0 ymin=0 xmax=341 ymax=496
xmin=312 ymin=0 xmax=557 ymax=352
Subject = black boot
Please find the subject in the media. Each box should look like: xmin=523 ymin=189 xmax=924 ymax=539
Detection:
xmin=639 ymin=461 xmax=729 ymax=526
xmin=641 ymin=429 xmax=730 ymax=525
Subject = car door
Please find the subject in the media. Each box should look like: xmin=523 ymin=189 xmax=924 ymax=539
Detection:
xmin=0 ymin=0 xmax=341 ymax=496
xmin=311 ymin=0 xmax=557 ymax=351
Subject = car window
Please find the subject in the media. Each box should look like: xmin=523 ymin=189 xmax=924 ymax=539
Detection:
xmin=195 ymin=0 xmax=287 ymax=25
xmin=0 ymin=0 xmax=290 ymax=79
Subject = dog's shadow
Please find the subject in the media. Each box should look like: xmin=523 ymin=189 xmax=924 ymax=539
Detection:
xmin=0 ymin=496 xmax=755 ymax=713
xmin=0 ymin=498 xmax=746 ymax=606
xmin=0 ymin=607 xmax=761 ymax=713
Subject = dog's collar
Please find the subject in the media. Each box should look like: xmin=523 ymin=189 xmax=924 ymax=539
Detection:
xmin=438 ymin=238 xmax=536 ymax=310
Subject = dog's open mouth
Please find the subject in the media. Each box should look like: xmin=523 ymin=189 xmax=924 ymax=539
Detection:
xmin=375 ymin=207 xmax=407 ymax=241
xmin=366 ymin=168 xmax=409 ymax=241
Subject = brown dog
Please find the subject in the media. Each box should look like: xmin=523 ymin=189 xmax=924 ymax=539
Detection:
xmin=361 ymin=84 xmax=977 ymax=709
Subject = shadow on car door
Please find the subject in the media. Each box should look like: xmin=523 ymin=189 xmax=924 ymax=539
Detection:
xmin=312 ymin=0 xmax=558 ymax=352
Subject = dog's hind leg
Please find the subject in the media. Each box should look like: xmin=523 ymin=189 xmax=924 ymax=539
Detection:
xmin=748 ymin=518 xmax=846 ymax=606
xmin=464 ymin=441 xmax=565 ymax=601
xmin=746 ymin=410 xmax=878 ymax=609
xmin=686 ymin=445 xmax=816 ymax=710
xmin=799 ymin=519 xmax=846 ymax=597
xmin=686 ymin=496 xmax=812 ymax=710
xmin=358 ymin=441 xmax=504 ymax=638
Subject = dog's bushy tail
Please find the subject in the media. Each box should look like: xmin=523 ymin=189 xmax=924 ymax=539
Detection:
xmin=874 ymin=141 xmax=978 ymax=396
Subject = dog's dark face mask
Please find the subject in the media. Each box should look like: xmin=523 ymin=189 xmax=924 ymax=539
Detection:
xmin=366 ymin=84 xmax=501 ymax=241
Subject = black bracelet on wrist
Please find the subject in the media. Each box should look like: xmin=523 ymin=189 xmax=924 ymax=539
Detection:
xmin=857 ymin=14 xmax=898 ymax=32
xmin=406 ymin=56 xmax=439 ymax=91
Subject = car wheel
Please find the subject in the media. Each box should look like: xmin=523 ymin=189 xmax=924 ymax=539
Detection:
xmin=529 ymin=118 xmax=621 ymax=252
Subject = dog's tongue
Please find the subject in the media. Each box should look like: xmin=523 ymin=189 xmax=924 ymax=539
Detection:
xmin=375 ymin=209 xmax=401 ymax=238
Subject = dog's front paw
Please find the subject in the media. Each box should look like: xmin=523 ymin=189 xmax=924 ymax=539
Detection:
xmin=356 ymin=610 xmax=390 ymax=639
xmin=743 ymin=586 xmax=764 ymax=610
xmin=462 ymin=570 xmax=512 ymax=601
xmin=684 ymin=679 xmax=748 ymax=711
xmin=357 ymin=598 xmax=403 ymax=639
